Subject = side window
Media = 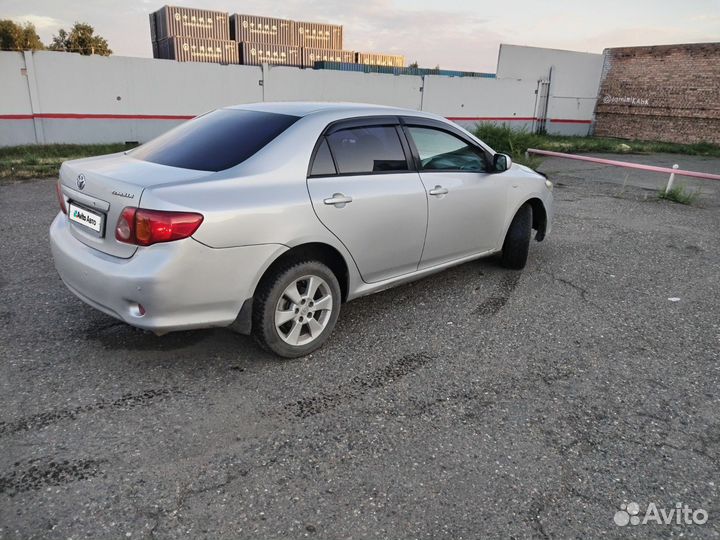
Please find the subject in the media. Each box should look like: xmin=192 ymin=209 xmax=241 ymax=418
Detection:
xmin=326 ymin=126 xmax=408 ymax=174
xmin=310 ymin=139 xmax=336 ymax=176
xmin=407 ymin=127 xmax=488 ymax=172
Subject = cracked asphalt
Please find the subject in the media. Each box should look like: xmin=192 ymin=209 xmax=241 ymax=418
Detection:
xmin=1 ymin=153 xmax=719 ymax=539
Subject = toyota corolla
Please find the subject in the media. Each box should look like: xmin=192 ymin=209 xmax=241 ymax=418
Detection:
xmin=50 ymin=102 xmax=553 ymax=357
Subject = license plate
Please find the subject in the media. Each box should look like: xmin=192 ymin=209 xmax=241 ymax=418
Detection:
xmin=68 ymin=202 xmax=104 ymax=234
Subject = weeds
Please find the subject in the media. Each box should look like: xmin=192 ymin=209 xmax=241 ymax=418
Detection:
xmin=658 ymin=185 xmax=700 ymax=205
xmin=0 ymin=143 xmax=136 ymax=180
xmin=472 ymin=124 xmax=720 ymax=167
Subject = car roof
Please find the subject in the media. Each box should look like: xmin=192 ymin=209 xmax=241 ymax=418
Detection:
xmin=224 ymin=101 xmax=442 ymax=120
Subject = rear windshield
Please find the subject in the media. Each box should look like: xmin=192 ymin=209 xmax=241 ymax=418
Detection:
xmin=130 ymin=109 xmax=299 ymax=172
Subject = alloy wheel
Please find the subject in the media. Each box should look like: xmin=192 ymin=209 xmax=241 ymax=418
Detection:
xmin=274 ymin=275 xmax=333 ymax=346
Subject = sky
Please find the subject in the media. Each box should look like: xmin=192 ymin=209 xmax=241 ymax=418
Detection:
xmin=3 ymin=0 xmax=719 ymax=72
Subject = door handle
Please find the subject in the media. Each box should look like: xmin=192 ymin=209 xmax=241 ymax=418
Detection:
xmin=429 ymin=185 xmax=449 ymax=196
xmin=323 ymin=193 xmax=353 ymax=207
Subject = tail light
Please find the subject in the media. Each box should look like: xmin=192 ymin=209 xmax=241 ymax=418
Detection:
xmin=115 ymin=207 xmax=204 ymax=246
xmin=56 ymin=179 xmax=67 ymax=214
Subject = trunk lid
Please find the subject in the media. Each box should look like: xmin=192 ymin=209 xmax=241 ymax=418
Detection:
xmin=59 ymin=153 xmax=213 ymax=258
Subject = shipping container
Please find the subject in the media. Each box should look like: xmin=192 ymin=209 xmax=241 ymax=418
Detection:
xmin=230 ymin=14 xmax=295 ymax=45
xmin=313 ymin=61 xmax=365 ymax=73
xmin=149 ymin=12 xmax=158 ymax=42
xmin=239 ymin=42 xmax=301 ymax=66
xmin=156 ymin=37 xmax=238 ymax=64
xmin=151 ymin=5 xmax=230 ymax=40
xmin=294 ymin=21 xmax=343 ymax=50
xmin=302 ymin=47 xmax=355 ymax=67
xmin=356 ymin=52 xmax=405 ymax=68
xmin=313 ymin=62 xmax=497 ymax=78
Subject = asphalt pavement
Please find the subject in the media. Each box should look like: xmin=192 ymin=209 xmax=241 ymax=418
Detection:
xmin=1 ymin=154 xmax=719 ymax=539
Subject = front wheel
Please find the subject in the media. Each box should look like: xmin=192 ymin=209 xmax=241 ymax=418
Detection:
xmin=252 ymin=260 xmax=341 ymax=358
xmin=501 ymin=204 xmax=532 ymax=270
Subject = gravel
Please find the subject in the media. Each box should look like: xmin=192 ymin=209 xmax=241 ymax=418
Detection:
xmin=1 ymin=153 xmax=719 ymax=538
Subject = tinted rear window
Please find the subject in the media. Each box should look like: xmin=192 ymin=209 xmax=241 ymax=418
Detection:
xmin=327 ymin=126 xmax=408 ymax=174
xmin=309 ymin=140 xmax=336 ymax=176
xmin=131 ymin=109 xmax=299 ymax=172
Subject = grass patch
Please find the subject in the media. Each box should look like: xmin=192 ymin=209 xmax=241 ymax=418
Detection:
xmin=473 ymin=124 xmax=720 ymax=168
xmin=0 ymin=143 xmax=137 ymax=180
xmin=658 ymin=185 xmax=700 ymax=205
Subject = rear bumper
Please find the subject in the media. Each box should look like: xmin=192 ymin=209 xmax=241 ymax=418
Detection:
xmin=49 ymin=213 xmax=286 ymax=332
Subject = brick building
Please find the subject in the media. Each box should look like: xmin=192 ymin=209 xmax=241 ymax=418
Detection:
xmin=593 ymin=42 xmax=720 ymax=144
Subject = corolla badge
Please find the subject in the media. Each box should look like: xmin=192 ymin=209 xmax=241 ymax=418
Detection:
xmin=76 ymin=174 xmax=86 ymax=190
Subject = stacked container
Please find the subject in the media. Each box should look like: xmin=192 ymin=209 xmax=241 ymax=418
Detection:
xmin=148 ymin=4 xmax=406 ymax=69
xmin=313 ymin=62 xmax=496 ymax=78
xmin=151 ymin=6 xmax=230 ymax=40
xmin=230 ymin=14 xmax=294 ymax=44
xmin=231 ymin=13 xmax=346 ymax=68
xmin=150 ymin=5 xmax=237 ymax=64
xmin=158 ymin=37 xmax=238 ymax=64
xmin=302 ymin=48 xmax=355 ymax=67
xmin=356 ymin=52 xmax=405 ymax=68
xmin=294 ymin=21 xmax=343 ymax=50
xmin=239 ymin=43 xmax=301 ymax=67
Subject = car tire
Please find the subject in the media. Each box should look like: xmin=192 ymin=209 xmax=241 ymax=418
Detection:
xmin=252 ymin=260 xmax=341 ymax=358
xmin=501 ymin=203 xmax=532 ymax=270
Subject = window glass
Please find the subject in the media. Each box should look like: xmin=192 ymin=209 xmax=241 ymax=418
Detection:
xmin=408 ymin=127 xmax=488 ymax=172
xmin=131 ymin=109 xmax=299 ymax=172
xmin=326 ymin=126 xmax=408 ymax=174
xmin=310 ymin=139 xmax=336 ymax=176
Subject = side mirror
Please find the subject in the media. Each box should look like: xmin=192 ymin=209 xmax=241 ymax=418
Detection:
xmin=493 ymin=153 xmax=513 ymax=173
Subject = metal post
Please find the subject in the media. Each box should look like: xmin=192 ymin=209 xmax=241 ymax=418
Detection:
xmin=666 ymin=164 xmax=679 ymax=192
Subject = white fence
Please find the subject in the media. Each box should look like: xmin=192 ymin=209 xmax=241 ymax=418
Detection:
xmin=0 ymin=47 xmax=603 ymax=147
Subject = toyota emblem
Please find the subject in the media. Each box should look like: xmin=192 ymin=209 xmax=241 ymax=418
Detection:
xmin=77 ymin=174 xmax=86 ymax=190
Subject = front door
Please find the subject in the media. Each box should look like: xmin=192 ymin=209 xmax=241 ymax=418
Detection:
xmin=404 ymin=125 xmax=509 ymax=269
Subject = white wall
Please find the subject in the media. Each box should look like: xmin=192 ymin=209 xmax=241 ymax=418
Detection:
xmin=0 ymin=52 xmax=36 ymax=146
xmin=422 ymin=75 xmax=538 ymax=131
xmin=0 ymin=45 xmax=604 ymax=146
xmin=32 ymin=53 xmax=263 ymax=116
xmin=497 ymin=44 xmax=603 ymax=135
xmin=263 ymin=66 xmax=423 ymax=109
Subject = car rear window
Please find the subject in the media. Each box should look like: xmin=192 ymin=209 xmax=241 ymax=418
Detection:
xmin=309 ymin=140 xmax=337 ymax=176
xmin=130 ymin=109 xmax=299 ymax=172
xmin=326 ymin=126 xmax=408 ymax=174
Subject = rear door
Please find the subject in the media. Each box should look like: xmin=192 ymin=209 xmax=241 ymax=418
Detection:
xmin=402 ymin=121 xmax=509 ymax=268
xmin=306 ymin=118 xmax=427 ymax=283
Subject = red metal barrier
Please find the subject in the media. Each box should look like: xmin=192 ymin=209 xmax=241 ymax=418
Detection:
xmin=527 ymin=148 xmax=720 ymax=182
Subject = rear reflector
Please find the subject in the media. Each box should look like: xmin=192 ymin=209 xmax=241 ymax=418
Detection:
xmin=56 ymin=179 xmax=67 ymax=214
xmin=116 ymin=207 xmax=204 ymax=246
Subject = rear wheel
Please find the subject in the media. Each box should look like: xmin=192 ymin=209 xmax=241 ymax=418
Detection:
xmin=252 ymin=260 xmax=341 ymax=358
xmin=501 ymin=203 xmax=532 ymax=270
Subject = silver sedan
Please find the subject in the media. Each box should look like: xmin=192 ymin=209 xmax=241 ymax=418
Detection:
xmin=50 ymin=102 xmax=554 ymax=357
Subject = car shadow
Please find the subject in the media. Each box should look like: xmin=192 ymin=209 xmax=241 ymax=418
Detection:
xmin=73 ymin=253 xmax=520 ymax=370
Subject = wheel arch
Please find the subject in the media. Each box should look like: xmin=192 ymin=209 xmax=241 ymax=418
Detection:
xmin=525 ymin=197 xmax=548 ymax=241
xmin=502 ymin=196 xmax=548 ymax=245
xmin=230 ymin=241 xmax=351 ymax=335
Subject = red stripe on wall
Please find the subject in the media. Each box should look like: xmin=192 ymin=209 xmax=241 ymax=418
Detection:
xmin=0 ymin=113 xmax=194 ymax=121
xmin=34 ymin=113 xmax=195 ymax=120
xmin=446 ymin=116 xmax=536 ymax=121
xmin=548 ymin=118 xmax=592 ymax=124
